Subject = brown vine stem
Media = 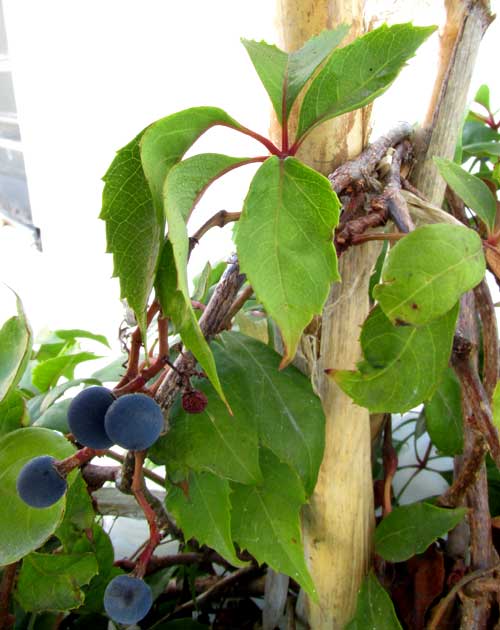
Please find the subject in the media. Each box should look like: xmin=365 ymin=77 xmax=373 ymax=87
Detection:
xmin=437 ymin=432 xmax=487 ymax=508
xmin=155 ymin=258 xmax=245 ymax=412
xmin=105 ymin=451 xmax=165 ymax=487
xmin=452 ymin=352 xmax=500 ymax=470
xmin=328 ymin=122 xmax=412 ymax=194
xmin=115 ymin=300 xmax=161 ymax=389
xmin=473 ymin=280 xmax=499 ymax=401
xmin=189 ymin=210 xmax=241 ymax=254
xmin=131 ymin=451 xmax=163 ymax=578
xmin=382 ymin=417 xmax=397 ymax=517
xmin=427 ymin=564 xmax=500 ymax=630
xmin=0 ymin=562 xmax=17 ymax=630
xmin=55 ymin=446 xmax=98 ymax=476
xmin=350 ymin=232 xmax=405 ymax=245
xmin=222 ymin=284 xmax=254 ymax=329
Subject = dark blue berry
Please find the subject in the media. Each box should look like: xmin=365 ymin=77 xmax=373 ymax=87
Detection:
xmin=68 ymin=386 xmax=115 ymax=449
xmin=103 ymin=574 xmax=153 ymax=624
xmin=104 ymin=393 xmax=163 ymax=451
xmin=16 ymin=455 xmax=67 ymax=508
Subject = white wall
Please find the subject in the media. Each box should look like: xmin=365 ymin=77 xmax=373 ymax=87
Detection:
xmin=1 ymin=0 xmax=498 ymax=347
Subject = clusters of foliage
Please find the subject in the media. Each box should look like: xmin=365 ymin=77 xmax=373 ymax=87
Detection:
xmin=1 ymin=19 xmax=499 ymax=629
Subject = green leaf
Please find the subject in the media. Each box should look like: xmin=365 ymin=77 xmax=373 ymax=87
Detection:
xmin=167 ymin=471 xmax=244 ymax=567
xmin=0 ymin=295 xmax=32 ymax=402
xmin=492 ymin=381 xmax=500 ymax=431
xmin=31 ymin=352 xmax=101 ymax=392
xmin=101 ymin=131 xmax=162 ymax=334
xmin=242 ymin=26 xmax=348 ymax=124
xmin=374 ymin=224 xmax=485 ymax=326
xmin=231 ymin=449 xmax=316 ymax=599
xmin=0 ymin=390 xmax=28 ymax=438
xmin=54 ymin=329 xmax=110 ymax=348
xmin=33 ymin=399 xmax=72 ymax=433
xmin=345 ymin=571 xmax=402 ymax=630
xmin=56 ymin=476 xmax=96 ymax=550
xmin=462 ymin=141 xmax=500 ymax=159
xmin=425 ymin=368 xmax=463 ymax=455
xmin=333 ymin=305 xmax=458 ymax=413
xmin=140 ymin=107 xmax=243 ymax=215
xmin=236 ymin=156 xmax=340 ymax=366
xmin=150 ymin=377 xmax=261 ymax=486
xmin=160 ymin=153 xmax=254 ymax=405
xmin=375 ymin=502 xmax=467 ymax=562
xmin=212 ymin=331 xmax=324 ymax=495
xmin=474 ymin=84 xmax=490 ymax=110
xmin=0 ymin=427 xmax=75 ymax=565
xmin=297 ymin=23 xmax=435 ymax=140
xmin=435 ymin=157 xmax=497 ymax=232
xmin=16 ymin=552 xmax=98 ymax=612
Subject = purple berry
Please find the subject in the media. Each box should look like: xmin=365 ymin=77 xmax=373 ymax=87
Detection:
xmin=104 ymin=393 xmax=163 ymax=450
xmin=16 ymin=455 xmax=67 ymax=508
xmin=104 ymin=575 xmax=153 ymax=624
xmin=68 ymin=386 xmax=115 ymax=449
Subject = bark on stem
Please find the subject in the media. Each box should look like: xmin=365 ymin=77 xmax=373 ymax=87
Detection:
xmin=272 ymin=3 xmax=376 ymax=627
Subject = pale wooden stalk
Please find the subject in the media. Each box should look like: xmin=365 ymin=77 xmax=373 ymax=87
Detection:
xmin=411 ymin=0 xmax=493 ymax=205
xmin=272 ymin=2 xmax=379 ymax=627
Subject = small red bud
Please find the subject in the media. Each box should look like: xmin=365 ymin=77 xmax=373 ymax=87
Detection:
xmin=182 ymin=390 xmax=208 ymax=414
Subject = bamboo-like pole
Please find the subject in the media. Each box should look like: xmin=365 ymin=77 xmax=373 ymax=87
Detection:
xmin=271 ymin=2 xmax=380 ymax=627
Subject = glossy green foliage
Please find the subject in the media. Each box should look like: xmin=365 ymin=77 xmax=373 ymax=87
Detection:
xmin=16 ymin=552 xmax=98 ymax=612
xmin=374 ymin=225 xmax=485 ymax=326
xmin=492 ymin=381 xmax=500 ymax=431
xmin=158 ymin=153 xmax=253 ymax=403
xmin=236 ymin=157 xmax=340 ymax=366
xmin=425 ymin=368 xmax=463 ymax=455
xmin=167 ymin=472 xmax=245 ymax=567
xmin=212 ymin=331 xmax=325 ymax=495
xmin=333 ymin=305 xmax=458 ymax=413
xmin=345 ymin=571 xmax=402 ymax=630
xmin=0 ymin=390 xmax=27 ymax=437
xmin=140 ymin=107 xmax=242 ymax=214
xmin=32 ymin=352 xmax=100 ymax=392
xmin=101 ymin=132 xmax=161 ymax=334
xmin=0 ymin=428 xmax=75 ymax=565
xmin=231 ymin=449 xmax=316 ymax=599
xmin=150 ymin=374 xmax=262 ymax=486
xmin=375 ymin=502 xmax=466 ymax=562
xmin=0 ymin=295 xmax=32 ymax=402
xmin=242 ymin=25 xmax=348 ymax=124
xmin=435 ymin=157 xmax=497 ymax=232
xmin=297 ymin=23 xmax=435 ymax=140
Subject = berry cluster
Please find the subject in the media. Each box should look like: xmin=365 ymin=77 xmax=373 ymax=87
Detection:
xmin=16 ymin=387 xmax=164 ymax=510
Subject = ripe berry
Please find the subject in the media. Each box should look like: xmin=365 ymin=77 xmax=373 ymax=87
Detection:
xmin=182 ymin=389 xmax=208 ymax=414
xmin=103 ymin=574 xmax=153 ymax=625
xmin=104 ymin=393 xmax=163 ymax=450
xmin=16 ymin=455 xmax=67 ymax=508
xmin=67 ymin=386 xmax=115 ymax=449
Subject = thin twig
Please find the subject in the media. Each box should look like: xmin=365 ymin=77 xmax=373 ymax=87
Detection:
xmin=474 ymin=280 xmax=499 ymax=401
xmin=437 ymin=433 xmax=487 ymax=507
xmin=155 ymin=258 xmax=245 ymax=412
xmin=382 ymin=416 xmax=397 ymax=517
xmin=222 ymin=284 xmax=254 ymax=329
xmin=132 ymin=451 xmax=163 ymax=578
xmin=189 ymin=210 xmax=241 ymax=254
xmin=106 ymin=450 xmax=165 ymax=487
xmin=428 ymin=564 xmax=500 ymax=630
